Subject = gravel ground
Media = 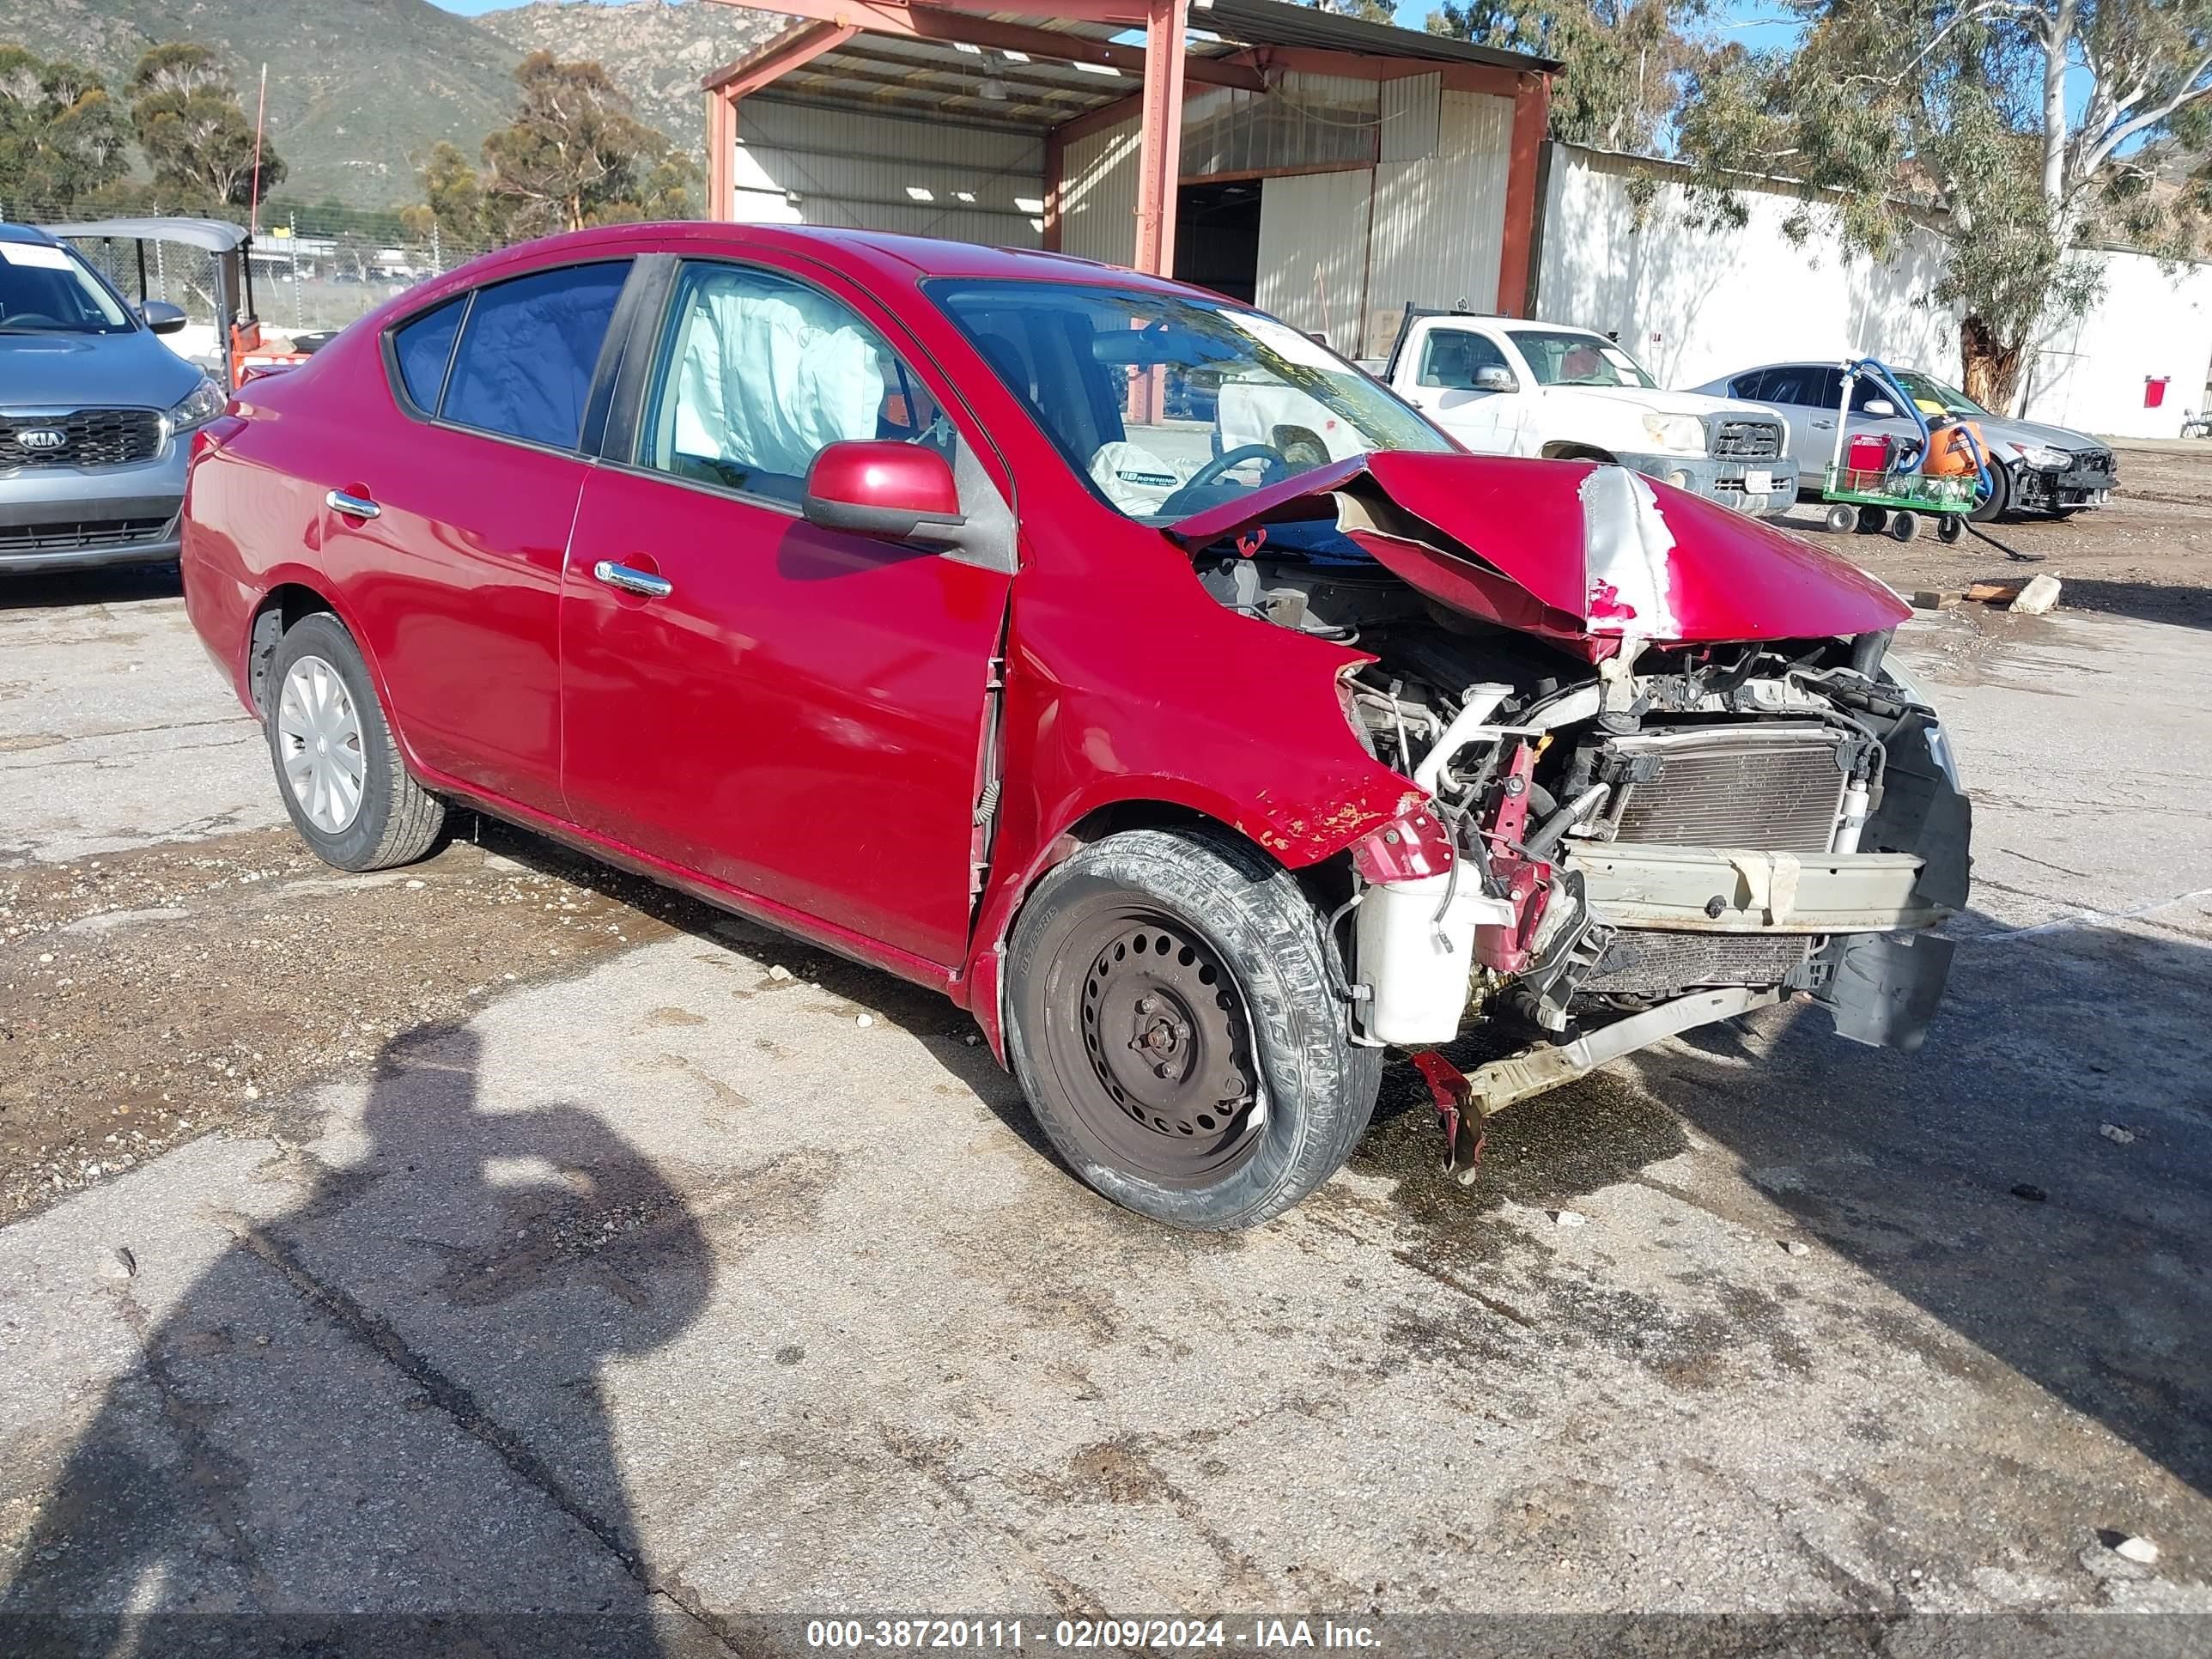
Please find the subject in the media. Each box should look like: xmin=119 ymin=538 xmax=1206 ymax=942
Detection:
xmin=0 ymin=447 xmax=2207 ymax=1645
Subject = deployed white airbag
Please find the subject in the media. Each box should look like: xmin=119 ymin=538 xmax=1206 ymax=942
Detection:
xmin=1089 ymin=441 xmax=1187 ymax=514
xmin=677 ymin=289 xmax=883 ymax=477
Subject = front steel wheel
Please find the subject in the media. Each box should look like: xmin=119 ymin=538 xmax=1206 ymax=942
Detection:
xmin=1006 ymin=826 xmax=1381 ymax=1230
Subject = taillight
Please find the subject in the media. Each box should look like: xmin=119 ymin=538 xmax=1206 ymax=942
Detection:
xmin=1350 ymin=805 xmax=1455 ymax=884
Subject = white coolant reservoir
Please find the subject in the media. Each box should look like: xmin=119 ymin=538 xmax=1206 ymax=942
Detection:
xmin=1357 ymin=873 xmax=1517 ymax=1045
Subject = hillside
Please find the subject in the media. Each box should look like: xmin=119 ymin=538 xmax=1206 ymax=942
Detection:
xmin=0 ymin=0 xmax=786 ymax=209
xmin=478 ymin=1 xmax=781 ymax=173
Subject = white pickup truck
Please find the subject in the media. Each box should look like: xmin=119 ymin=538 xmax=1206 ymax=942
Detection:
xmin=1220 ymin=308 xmax=1799 ymax=518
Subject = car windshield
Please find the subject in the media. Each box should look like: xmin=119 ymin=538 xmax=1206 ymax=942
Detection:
xmin=1888 ymin=368 xmax=1991 ymax=418
xmin=0 ymin=241 xmax=133 ymax=334
xmin=1508 ymin=328 xmax=1658 ymax=389
xmin=929 ymin=279 xmax=1449 ymax=523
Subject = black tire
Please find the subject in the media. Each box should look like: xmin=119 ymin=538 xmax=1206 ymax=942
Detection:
xmin=1822 ymin=505 xmax=1856 ymax=534
xmin=1888 ymin=509 xmax=1920 ymax=543
xmin=264 ymin=612 xmax=445 ymax=872
xmin=1937 ymin=514 xmax=1965 ymax=544
xmin=1855 ymin=505 xmax=1887 ymax=535
xmin=1969 ymin=463 xmax=2009 ymax=523
xmin=1005 ymin=826 xmax=1382 ymax=1231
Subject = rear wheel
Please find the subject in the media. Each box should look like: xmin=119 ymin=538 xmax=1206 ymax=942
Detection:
xmin=1005 ymin=826 xmax=1381 ymax=1230
xmin=1822 ymin=504 xmax=1856 ymax=534
xmin=1888 ymin=509 xmax=1920 ymax=543
xmin=1855 ymin=505 xmax=1887 ymax=535
xmin=265 ymin=613 xmax=444 ymax=872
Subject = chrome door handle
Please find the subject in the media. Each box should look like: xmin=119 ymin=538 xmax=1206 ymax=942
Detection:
xmin=593 ymin=560 xmax=672 ymax=599
xmin=325 ymin=489 xmax=380 ymax=520
xmin=1811 ymin=419 xmax=1834 ymax=429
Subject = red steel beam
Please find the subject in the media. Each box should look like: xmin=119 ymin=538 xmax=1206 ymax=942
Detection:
xmin=699 ymin=0 xmax=1265 ymax=92
xmin=1494 ymin=70 xmax=1550 ymax=317
xmin=1132 ymin=0 xmax=1189 ymax=278
xmin=703 ymin=19 xmax=859 ymax=96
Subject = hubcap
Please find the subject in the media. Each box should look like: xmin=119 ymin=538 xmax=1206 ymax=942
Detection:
xmin=1054 ymin=911 xmax=1263 ymax=1185
xmin=276 ymin=654 xmax=366 ymax=835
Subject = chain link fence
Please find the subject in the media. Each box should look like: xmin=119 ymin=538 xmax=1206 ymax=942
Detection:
xmin=2 ymin=199 xmax=510 ymax=345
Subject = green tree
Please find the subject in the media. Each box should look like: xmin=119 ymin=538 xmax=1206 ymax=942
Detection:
xmin=1301 ymin=1 xmax=1400 ymax=21
xmin=477 ymin=52 xmax=696 ymax=238
xmin=1676 ymin=0 xmax=2212 ymax=407
xmin=400 ymin=140 xmax=490 ymax=245
xmin=128 ymin=42 xmax=285 ymax=209
xmin=0 ymin=46 xmax=132 ymax=208
xmin=1429 ymin=1 xmax=1710 ymax=154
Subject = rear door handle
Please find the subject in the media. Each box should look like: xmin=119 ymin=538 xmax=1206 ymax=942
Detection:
xmin=325 ymin=488 xmax=380 ymax=520
xmin=593 ymin=560 xmax=673 ymax=599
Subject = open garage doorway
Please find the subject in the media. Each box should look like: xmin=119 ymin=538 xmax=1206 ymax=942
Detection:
xmin=1173 ymin=180 xmax=1261 ymax=306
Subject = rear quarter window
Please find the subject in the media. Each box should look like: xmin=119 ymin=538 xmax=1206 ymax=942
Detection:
xmin=390 ymin=296 xmax=465 ymax=414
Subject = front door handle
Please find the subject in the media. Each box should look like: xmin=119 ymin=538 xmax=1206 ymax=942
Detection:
xmin=593 ymin=560 xmax=673 ymax=599
xmin=325 ymin=488 xmax=380 ymax=520
xmin=1811 ymin=419 xmax=1835 ymax=429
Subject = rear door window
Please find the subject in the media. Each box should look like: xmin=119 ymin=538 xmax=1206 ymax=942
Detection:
xmin=635 ymin=260 xmax=951 ymax=507
xmin=390 ymin=295 xmax=465 ymax=414
xmin=440 ymin=261 xmax=630 ymax=450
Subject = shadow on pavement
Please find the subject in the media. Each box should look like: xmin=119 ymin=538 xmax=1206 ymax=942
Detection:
xmin=1638 ymin=908 xmax=2212 ymax=1502
xmin=0 ymin=1025 xmax=721 ymax=1657
xmin=0 ymin=563 xmax=182 ymax=612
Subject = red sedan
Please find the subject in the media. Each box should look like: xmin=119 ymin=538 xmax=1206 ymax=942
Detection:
xmin=181 ymin=224 xmax=1970 ymax=1229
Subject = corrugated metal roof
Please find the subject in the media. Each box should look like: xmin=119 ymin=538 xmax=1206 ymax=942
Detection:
xmin=709 ymin=2 xmax=1555 ymax=131
xmin=1198 ymin=0 xmax=1559 ymax=75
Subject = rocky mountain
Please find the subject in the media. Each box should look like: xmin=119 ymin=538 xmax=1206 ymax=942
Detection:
xmin=0 ymin=0 xmax=785 ymax=208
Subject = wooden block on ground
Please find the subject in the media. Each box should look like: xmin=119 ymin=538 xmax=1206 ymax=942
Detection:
xmin=1965 ymin=580 xmax=2024 ymax=604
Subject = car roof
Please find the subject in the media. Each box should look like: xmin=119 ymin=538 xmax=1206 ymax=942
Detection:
xmin=427 ymin=220 xmax=1201 ymax=300
xmin=0 ymin=222 xmax=61 ymax=246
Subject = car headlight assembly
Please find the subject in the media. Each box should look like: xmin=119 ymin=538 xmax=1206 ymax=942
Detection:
xmin=164 ymin=376 xmax=227 ymax=436
xmin=2012 ymin=441 xmax=2069 ymax=471
xmin=1642 ymin=413 xmax=1706 ymax=455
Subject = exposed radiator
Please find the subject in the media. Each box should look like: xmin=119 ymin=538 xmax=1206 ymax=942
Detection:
xmin=1607 ymin=724 xmax=1848 ymax=854
xmin=1583 ymin=929 xmax=1814 ymax=995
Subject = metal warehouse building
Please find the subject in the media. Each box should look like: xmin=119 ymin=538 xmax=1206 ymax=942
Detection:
xmin=698 ymin=0 xmax=1556 ymax=359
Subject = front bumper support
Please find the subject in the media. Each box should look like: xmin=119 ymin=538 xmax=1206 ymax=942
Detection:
xmin=1427 ymin=986 xmax=1784 ymax=1180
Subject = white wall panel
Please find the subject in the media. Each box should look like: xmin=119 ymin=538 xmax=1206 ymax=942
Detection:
xmin=1362 ymin=90 xmax=1511 ymax=356
xmin=1058 ymin=113 xmax=1141 ymax=267
xmin=1534 ymin=144 xmax=1960 ymax=389
xmin=1534 ymin=143 xmax=2212 ymax=435
xmin=1378 ymin=73 xmax=1441 ymax=165
xmin=735 ymin=100 xmax=1046 ymax=249
xmin=2014 ymin=248 xmax=2212 ymax=440
xmin=1256 ymin=169 xmax=1375 ymax=356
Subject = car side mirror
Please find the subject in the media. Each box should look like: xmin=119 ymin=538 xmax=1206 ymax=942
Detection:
xmin=139 ymin=301 xmax=188 ymax=335
xmin=803 ymin=440 xmax=967 ymax=544
xmin=1473 ymin=366 xmax=1518 ymax=394
xmin=1863 ymin=398 xmax=1897 ymax=416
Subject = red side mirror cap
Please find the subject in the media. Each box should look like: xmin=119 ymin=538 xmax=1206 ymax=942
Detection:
xmin=803 ymin=440 xmax=966 ymax=543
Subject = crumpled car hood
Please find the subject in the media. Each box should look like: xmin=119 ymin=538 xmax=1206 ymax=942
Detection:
xmin=1168 ymin=452 xmax=1910 ymax=657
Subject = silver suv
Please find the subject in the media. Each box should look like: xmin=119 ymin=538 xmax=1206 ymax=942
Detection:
xmin=1 ymin=223 xmax=225 ymax=573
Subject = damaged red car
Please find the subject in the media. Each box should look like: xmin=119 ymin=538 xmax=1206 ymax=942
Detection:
xmin=180 ymin=225 xmax=1971 ymax=1230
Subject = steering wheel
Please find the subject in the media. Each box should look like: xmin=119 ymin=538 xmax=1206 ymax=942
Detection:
xmin=1183 ymin=442 xmax=1287 ymax=494
xmin=1 ymin=313 xmax=61 ymax=329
